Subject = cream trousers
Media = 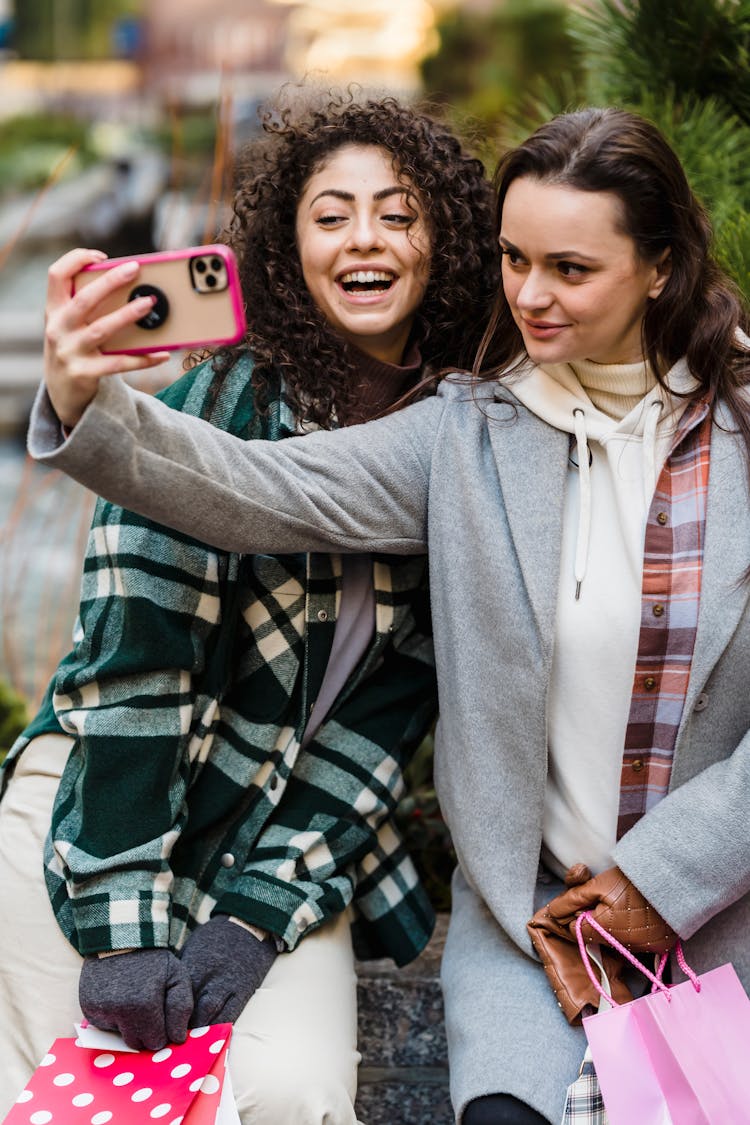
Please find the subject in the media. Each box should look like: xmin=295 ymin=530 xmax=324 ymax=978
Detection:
xmin=0 ymin=734 xmax=363 ymax=1123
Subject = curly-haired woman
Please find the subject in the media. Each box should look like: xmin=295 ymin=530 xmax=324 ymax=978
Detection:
xmin=0 ymin=87 xmax=499 ymax=1121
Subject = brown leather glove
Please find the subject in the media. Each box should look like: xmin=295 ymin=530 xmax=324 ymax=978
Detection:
xmin=527 ymin=865 xmax=633 ymax=1024
xmin=547 ymin=864 xmax=677 ymax=955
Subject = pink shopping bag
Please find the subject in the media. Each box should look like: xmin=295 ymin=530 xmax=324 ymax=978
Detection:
xmin=576 ymin=913 xmax=750 ymax=1125
xmin=2 ymin=1023 xmax=233 ymax=1125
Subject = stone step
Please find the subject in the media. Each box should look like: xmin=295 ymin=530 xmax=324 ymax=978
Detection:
xmin=354 ymin=914 xmax=452 ymax=1125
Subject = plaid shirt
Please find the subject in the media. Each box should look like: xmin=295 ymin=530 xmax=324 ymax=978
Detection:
xmin=617 ymin=399 xmax=712 ymax=836
xmin=3 ymin=355 xmax=437 ymax=964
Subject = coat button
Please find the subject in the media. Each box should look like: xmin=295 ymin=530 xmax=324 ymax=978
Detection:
xmin=644 ymin=676 xmax=657 ymax=691
xmin=317 ymin=609 xmax=328 ymax=622
xmin=270 ymin=775 xmax=279 ymax=791
xmin=220 ymin=853 xmax=235 ymax=868
xmin=632 ymin=759 xmax=644 ymax=772
xmin=652 ymin=603 xmax=665 ymax=617
xmin=656 ymin=512 xmax=668 ymax=525
xmin=694 ymin=693 xmax=709 ymax=712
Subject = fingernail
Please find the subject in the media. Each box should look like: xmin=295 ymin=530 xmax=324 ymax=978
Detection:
xmin=120 ymin=260 xmax=139 ymax=276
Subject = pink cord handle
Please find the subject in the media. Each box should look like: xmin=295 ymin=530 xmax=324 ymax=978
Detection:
xmin=574 ymin=911 xmax=701 ymax=1008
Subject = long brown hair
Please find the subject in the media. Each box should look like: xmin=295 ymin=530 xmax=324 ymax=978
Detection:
xmin=209 ymin=86 xmax=500 ymax=428
xmin=475 ymin=108 xmax=750 ymax=462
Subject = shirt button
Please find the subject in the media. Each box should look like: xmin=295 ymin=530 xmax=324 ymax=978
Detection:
xmin=644 ymin=676 xmax=657 ymax=691
xmin=220 ymin=853 xmax=235 ymax=868
xmin=632 ymin=759 xmax=644 ymax=772
xmin=656 ymin=512 xmax=668 ymax=525
xmin=317 ymin=609 xmax=328 ymax=622
xmin=652 ymin=603 xmax=665 ymax=617
xmin=694 ymin=693 xmax=709 ymax=712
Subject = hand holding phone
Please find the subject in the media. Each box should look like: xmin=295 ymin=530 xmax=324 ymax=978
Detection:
xmin=71 ymin=245 xmax=246 ymax=354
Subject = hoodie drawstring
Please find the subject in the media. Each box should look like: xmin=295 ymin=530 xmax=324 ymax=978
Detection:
xmin=642 ymin=399 xmax=663 ymax=507
xmin=572 ymin=408 xmax=590 ymax=601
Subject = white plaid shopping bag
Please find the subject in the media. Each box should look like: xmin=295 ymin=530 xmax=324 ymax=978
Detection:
xmin=561 ymin=1048 xmax=608 ymax=1124
xmin=561 ymin=942 xmax=609 ymax=1124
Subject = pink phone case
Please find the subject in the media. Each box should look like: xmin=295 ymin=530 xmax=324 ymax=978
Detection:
xmin=71 ymin=244 xmax=246 ymax=354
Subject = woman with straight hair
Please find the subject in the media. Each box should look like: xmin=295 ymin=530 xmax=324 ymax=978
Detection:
xmin=0 ymin=86 xmax=499 ymax=1122
xmin=30 ymin=106 xmax=750 ymax=1122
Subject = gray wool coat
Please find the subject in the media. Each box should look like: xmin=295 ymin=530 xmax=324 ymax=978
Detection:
xmin=30 ymin=374 xmax=750 ymax=1123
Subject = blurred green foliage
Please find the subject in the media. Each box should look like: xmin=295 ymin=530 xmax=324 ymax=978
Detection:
xmin=13 ymin=0 xmax=143 ymax=62
xmin=147 ymin=110 xmax=223 ymax=161
xmin=716 ymin=211 xmax=750 ymax=299
xmin=0 ymin=679 xmax=28 ymax=763
xmin=421 ymin=0 xmax=586 ymax=168
xmin=0 ymin=112 xmax=94 ymax=194
xmin=574 ymin=0 xmax=750 ymax=125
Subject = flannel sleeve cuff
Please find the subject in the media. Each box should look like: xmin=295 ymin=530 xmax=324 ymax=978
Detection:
xmin=70 ymin=891 xmax=173 ymax=955
xmin=216 ymin=872 xmax=342 ymax=952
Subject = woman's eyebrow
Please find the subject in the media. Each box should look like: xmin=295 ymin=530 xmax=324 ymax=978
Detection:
xmin=499 ymin=236 xmax=599 ymax=263
xmin=307 ymin=185 xmax=410 ymax=207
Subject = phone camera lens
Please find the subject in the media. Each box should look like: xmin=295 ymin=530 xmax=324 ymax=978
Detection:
xmin=190 ymin=254 xmax=228 ymax=293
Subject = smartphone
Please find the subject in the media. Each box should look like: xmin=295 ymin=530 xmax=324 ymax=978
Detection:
xmin=71 ymin=244 xmax=246 ymax=354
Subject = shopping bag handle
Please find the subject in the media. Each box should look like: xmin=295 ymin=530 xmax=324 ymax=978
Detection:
xmin=575 ymin=911 xmax=701 ymax=1007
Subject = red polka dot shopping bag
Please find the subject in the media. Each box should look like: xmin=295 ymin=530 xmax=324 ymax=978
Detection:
xmin=2 ymin=1023 xmax=235 ymax=1125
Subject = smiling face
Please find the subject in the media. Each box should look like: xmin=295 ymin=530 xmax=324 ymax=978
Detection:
xmin=295 ymin=143 xmax=432 ymax=364
xmin=500 ymin=177 xmax=670 ymax=366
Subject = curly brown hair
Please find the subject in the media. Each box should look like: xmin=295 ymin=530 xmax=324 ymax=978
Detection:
xmin=209 ymin=85 xmax=500 ymax=427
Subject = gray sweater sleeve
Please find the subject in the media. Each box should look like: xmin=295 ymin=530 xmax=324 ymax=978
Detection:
xmin=27 ymin=377 xmax=436 ymax=556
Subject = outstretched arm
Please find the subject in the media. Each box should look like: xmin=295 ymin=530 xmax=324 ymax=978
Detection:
xmin=29 ymin=372 xmax=438 ymax=557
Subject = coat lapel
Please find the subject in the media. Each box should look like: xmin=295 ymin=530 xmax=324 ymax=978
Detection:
xmin=486 ymin=392 xmax=568 ymax=650
xmin=690 ymin=417 xmax=750 ymax=700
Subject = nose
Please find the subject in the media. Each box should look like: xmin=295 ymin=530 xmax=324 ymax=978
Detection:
xmin=345 ymin=211 xmax=384 ymax=253
xmin=515 ymin=268 xmax=553 ymax=312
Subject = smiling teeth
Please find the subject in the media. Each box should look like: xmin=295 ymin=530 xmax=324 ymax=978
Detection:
xmin=340 ymin=271 xmax=394 ymax=284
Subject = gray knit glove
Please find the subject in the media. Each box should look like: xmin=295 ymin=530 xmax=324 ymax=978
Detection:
xmin=179 ymin=915 xmax=278 ymax=1026
xmin=79 ymin=948 xmax=193 ymax=1051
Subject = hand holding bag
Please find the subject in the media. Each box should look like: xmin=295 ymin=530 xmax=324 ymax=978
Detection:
xmin=576 ymin=912 xmax=750 ymax=1125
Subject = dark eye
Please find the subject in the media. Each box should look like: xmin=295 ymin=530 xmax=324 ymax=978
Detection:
xmin=315 ymin=215 xmax=346 ymax=227
xmin=558 ymin=261 xmax=588 ymax=277
xmin=383 ymin=213 xmax=413 ymax=226
xmin=501 ymin=248 xmax=525 ymax=267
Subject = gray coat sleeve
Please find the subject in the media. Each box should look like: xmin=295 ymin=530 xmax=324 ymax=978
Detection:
xmin=613 ymin=732 xmax=750 ymax=940
xmin=27 ymin=377 xmax=438 ymax=555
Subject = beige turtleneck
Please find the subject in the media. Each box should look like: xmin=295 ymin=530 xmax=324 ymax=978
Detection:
xmin=570 ymin=357 xmax=656 ymax=420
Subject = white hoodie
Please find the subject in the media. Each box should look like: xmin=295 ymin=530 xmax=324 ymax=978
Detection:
xmin=510 ymin=356 xmax=698 ymax=875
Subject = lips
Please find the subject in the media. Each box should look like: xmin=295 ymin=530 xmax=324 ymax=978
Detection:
xmin=522 ymin=317 xmax=569 ymax=339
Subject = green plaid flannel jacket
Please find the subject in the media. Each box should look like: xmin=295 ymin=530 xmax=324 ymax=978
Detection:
xmin=3 ymin=354 xmax=437 ymax=964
